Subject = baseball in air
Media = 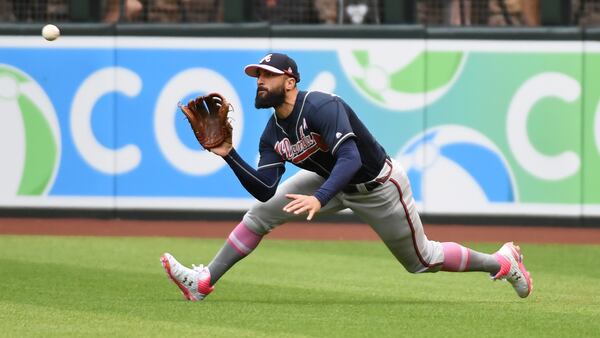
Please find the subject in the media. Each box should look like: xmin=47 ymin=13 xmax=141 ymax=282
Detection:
xmin=41 ymin=24 xmax=60 ymax=41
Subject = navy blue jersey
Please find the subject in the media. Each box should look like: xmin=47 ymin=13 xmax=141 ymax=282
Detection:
xmin=258 ymin=91 xmax=387 ymax=184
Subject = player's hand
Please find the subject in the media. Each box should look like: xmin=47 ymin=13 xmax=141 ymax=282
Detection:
xmin=283 ymin=194 xmax=321 ymax=221
xmin=209 ymin=141 xmax=233 ymax=157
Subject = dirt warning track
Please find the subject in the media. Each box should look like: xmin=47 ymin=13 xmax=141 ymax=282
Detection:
xmin=1 ymin=218 xmax=599 ymax=244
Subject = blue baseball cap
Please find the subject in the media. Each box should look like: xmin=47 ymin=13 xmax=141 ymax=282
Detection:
xmin=244 ymin=52 xmax=300 ymax=83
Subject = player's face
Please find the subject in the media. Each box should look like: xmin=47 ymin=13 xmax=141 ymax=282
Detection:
xmin=254 ymin=70 xmax=287 ymax=109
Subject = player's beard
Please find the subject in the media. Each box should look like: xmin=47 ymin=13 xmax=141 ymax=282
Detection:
xmin=255 ymin=85 xmax=286 ymax=109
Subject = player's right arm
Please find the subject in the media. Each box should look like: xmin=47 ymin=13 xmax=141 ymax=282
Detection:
xmin=222 ymin=138 xmax=285 ymax=202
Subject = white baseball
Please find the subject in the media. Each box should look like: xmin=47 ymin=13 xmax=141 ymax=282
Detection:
xmin=42 ymin=24 xmax=60 ymax=41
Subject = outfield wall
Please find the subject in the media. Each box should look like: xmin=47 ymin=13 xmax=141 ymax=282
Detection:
xmin=0 ymin=25 xmax=599 ymax=224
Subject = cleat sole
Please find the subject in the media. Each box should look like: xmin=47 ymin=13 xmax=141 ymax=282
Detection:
xmin=160 ymin=254 xmax=198 ymax=301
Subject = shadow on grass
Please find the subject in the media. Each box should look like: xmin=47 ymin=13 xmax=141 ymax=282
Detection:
xmin=0 ymin=258 xmax=521 ymax=311
xmin=200 ymin=279 xmax=512 ymax=306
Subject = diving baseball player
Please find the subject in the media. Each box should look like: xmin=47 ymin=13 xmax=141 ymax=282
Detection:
xmin=161 ymin=53 xmax=533 ymax=301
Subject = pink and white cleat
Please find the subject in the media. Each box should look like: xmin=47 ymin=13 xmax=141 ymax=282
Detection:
xmin=492 ymin=242 xmax=533 ymax=298
xmin=160 ymin=253 xmax=214 ymax=301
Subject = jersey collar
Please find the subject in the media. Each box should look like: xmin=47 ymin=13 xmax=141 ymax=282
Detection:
xmin=273 ymin=91 xmax=307 ymax=134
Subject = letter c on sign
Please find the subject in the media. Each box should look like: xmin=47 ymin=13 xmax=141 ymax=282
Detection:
xmin=506 ymin=73 xmax=580 ymax=180
xmin=154 ymin=68 xmax=243 ymax=175
xmin=71 ymin=67 xmax=142 ymax=174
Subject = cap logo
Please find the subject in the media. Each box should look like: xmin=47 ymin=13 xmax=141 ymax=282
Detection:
xmin=260 ymin=54 xmax=272 ymax=64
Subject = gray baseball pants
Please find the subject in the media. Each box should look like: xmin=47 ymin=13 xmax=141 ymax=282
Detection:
xmin=242 ymin=159 xmax=444 ymax=273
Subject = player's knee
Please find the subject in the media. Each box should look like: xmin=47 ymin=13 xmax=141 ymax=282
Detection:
xmin=242 ymin=213 xmax=270 ymax=235
xmin=243 ymin=197 xmax=291 ymax=235
xmin=242 ymin=207 xmax=282 ymax=235
xmin=398 ymin=259 xmax=441 ymax=274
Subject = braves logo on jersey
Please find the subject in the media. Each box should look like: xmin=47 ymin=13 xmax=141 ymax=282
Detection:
xmin=274 ymin=132 xmax=329 ymax=164
xmin=274 ymin=119 xmax=329 ymax=164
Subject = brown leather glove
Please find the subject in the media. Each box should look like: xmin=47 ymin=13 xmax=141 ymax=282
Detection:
xmin=180 ymin=92 xmax=232 ymax=150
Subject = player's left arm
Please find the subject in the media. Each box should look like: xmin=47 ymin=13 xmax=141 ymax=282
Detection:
xmin=283 ymin=98 xmax=362 ymax=220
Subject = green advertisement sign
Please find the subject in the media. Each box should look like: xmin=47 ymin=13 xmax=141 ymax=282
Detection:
xmin=330 ymin=40 xmax=600 ymax=215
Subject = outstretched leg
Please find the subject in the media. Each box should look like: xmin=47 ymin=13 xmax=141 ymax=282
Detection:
xmin=207 ymin=170 xmax=344 ymax=285
xmin=161 ymin=170 xmax=344 ymax=301
xmin=346 ymin=159 xmax=532 ymax=297
xmin=160 ymin=220 xmax=264 ymax=301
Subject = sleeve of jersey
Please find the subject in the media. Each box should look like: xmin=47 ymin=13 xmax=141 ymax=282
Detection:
xmin=223 ymin=148 xmax=285 ymax=202
xmin=313 ymin=139 xmax=362 ymax=206
xmin=312 ymin=98 xmax=356 ymax=155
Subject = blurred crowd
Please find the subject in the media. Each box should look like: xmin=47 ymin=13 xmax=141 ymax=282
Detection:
xmin=0 ymin=0 xmax=599 ymax=26
xmin=418 ymin=0 xmax=541 ymax=26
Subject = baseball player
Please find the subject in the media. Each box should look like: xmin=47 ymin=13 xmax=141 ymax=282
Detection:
xmin=161 ymin=52 xmax=533 ymax=301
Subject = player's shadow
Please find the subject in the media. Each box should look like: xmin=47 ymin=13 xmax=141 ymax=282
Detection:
xmin=215 ymin=298 xmax=498 ymax=305
xmin=209 ymin=281 xmax=501 ymax=305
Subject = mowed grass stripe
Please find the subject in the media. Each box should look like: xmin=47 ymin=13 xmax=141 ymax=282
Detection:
xmin=1 ymin=235 xmax=599 ymax=337
xmin=2 ymin=302 xmax=277 ymax=337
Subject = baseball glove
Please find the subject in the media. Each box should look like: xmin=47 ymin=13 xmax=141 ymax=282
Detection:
xmin=180 ymin=92 xmax=232 ymax=149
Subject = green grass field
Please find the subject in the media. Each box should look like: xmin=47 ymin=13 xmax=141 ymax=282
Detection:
xmin=1 ymin=235 xmax=599 ymax=337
